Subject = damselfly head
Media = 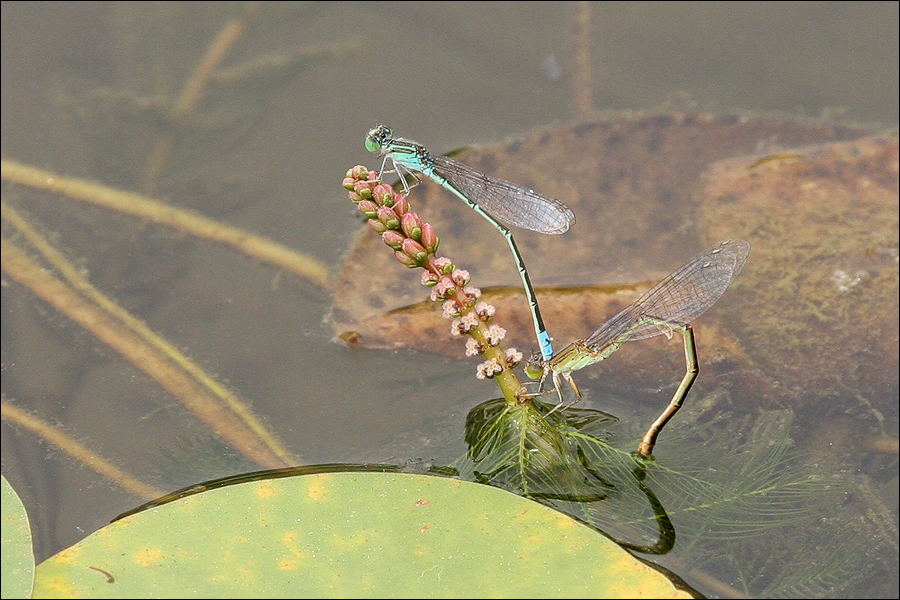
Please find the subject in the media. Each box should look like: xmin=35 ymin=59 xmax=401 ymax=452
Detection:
xmin=524 ymin=351 xmax=546 ymax=380
xmin=365 ymin=125 xmax=392 ymax=153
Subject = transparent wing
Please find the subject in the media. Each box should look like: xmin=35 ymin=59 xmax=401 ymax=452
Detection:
xmin=583 ymin=239 xmax=750 ymax=349
xmin=430 ymin=154 xmax=575 ymax=234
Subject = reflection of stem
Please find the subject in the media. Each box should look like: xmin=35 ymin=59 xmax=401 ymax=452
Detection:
xmin=1 ymin=237 xmax=289 ymax=469
xmin=611 ymin=467 xmax=676 ymax=555
xmin=142 ymin=2 xmax=261 ymax=193
xmin=1 ymin=399 xmax=165 ymax=500
xmin=1 ymin=159 xmax=330 ymax=288
xmin=2 ymin=201 xmax=297 ymax=466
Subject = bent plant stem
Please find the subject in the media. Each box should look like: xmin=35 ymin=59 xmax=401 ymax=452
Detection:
xmin=2 ymin=200 xmax=297 ymax=465
xmin=1 ymin=237 xmax=288 ymax=469
xmin=0 ymin=159 xmax=330 ymax=289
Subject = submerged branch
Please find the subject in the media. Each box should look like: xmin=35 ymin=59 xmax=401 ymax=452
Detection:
xmin=2 ymin=399 xmax=166 ymax=501
xmin=1 ymin=236 xmax=291 ymax=469
xmin=142 ymin=1 xmax=261 ymax=192
xmin=1 ymin=159 xmax=330 ymax=288
xmin=2 ymin=200 xmax=298 ymax=466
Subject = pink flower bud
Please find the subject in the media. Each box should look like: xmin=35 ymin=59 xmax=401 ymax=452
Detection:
xmin=377 ymin=205 xmax=400 ymax=230
xmin=367 ymin=219 xmax=387 ymax=233
xmin=381 ymin=230 xmax=406 ymax=250
xmin=353 ymin=181 xmax=373 ymax=200
xmin=373 ymin=184 xmax=395 ymax=205
xmin=357 ymin=200 xmax=379 ymax=219
xmin=401 ymin=238 xmax=428 ymax=263
xmin=350 ymin=165 xmax=370 ymax=180
xmin=391 ymin=195 xmax=409 ymax=215
xmin=420 ymin=223 xmax=438 ymax=252
xmin=394 ymin=250 xmax=419 ymax=267
xmin=401 ymin=212 xmax=423 ymax=240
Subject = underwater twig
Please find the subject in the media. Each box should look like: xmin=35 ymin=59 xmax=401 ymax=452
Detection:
xmin=343 ymin=166 xmax=527 ymax=405
xmin=2 ymin=200 xmax=297 ymax=466
xmin=0 ymin=237 xmax=289 ymax=469
xmin=142 ymin=1 xmax=261 ymax=193
xmin=572 ymin=1 xmax=595 ymax=120
xmin=1 ymin=398 xmax=165 ymax=500
xmin=1 ymin=159 xmax=330 ymax=288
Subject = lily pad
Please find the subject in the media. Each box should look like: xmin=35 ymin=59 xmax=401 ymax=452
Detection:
xmin=2 ymin=475 xmax=34 ymax=599
xmin=32 ymin=472 xmax=695 ymax=598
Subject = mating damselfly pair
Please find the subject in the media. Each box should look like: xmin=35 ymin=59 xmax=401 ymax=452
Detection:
xmin=365 ymin=125 xmax=749 ymax=456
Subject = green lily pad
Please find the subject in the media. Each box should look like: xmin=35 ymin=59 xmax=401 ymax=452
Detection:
xmin=33 ymin=472 xmax=695 ymax=598
xmin=2 ymin=474 xmax=35 ymax=599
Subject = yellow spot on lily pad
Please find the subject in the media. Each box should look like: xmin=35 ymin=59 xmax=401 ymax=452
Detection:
xmin=132 ymin=547 xmax=165 ymax=568
xmin=306 ymin=482 xmax=327 ymax=501
xmin=255 ymin=483 xmax=277 ymax=499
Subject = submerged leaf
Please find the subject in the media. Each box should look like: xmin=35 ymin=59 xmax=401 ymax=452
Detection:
xmin=697 ymin=133 xmax=899 ymax=405
xmin=332 ymin=113 xmax=874 ymax=359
